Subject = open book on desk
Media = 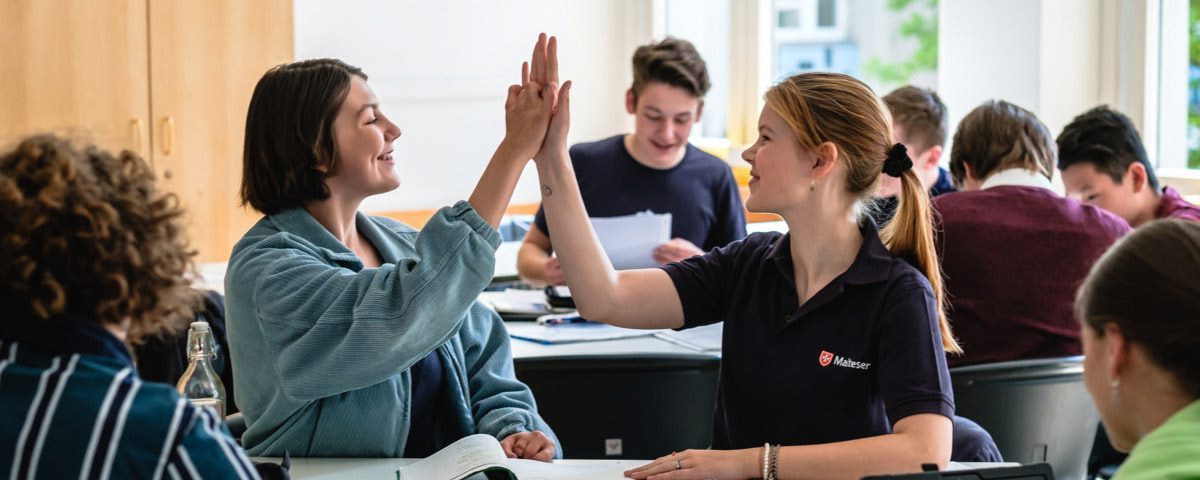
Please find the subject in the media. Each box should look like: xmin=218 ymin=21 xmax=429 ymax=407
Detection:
xmin=396 ymin=434 xmax=638 ymax=480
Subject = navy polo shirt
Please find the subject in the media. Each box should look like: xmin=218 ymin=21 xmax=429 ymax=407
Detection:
xmin=662 ymin=221 xmax=954 ymax=449
xmin=533 ymin=135 xmax=747 ymax=251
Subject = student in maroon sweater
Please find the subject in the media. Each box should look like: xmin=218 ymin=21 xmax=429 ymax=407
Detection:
xmin=1057 ymin=106 xmax=1200 ymax=226
xmin=934 ymin=100 xmax=1131 ymax=368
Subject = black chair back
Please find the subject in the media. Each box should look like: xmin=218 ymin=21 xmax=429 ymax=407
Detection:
xmin=950 ymin=357 xmax=1096 ymax=480
xmin=515 ymin=353 xmax=719 ymax=459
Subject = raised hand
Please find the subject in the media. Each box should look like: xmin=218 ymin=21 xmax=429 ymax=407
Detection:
xmin=534 ymin=79 xmax=572 ymax=164
xmin=470 ymin=33 xmax=561 ymax=228
xmin=525 ymin=33 xmax=559 ymax=88
xmin=503 ymin=34 xmax=560 ymax=161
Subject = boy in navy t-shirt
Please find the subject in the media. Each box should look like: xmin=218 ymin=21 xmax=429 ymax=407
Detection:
xmin=517 ymin=38 xmax=745 ymax=285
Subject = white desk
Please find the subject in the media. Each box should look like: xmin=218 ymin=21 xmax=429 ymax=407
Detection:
xmin=249 ymin=457 xmax=1016 ymax=479
xmin=249 ymin=457 xmax=644 ymax=479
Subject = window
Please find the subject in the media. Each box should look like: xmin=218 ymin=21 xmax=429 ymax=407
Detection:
xmin=1132 ymin=0 xmax=1200 ymax=193
xmin=662 ymin=0 xmax=940 ymax=149
xmin=665 ymin=0 xmax=732 ymax=142
xmin=772 ymin=0 xmax=938 ymax=94
xmin=1147 ymin=0 xmax=1193 ymax=172
xmin=817 ymin=0 xmax=837 ymax=28
xmin=1188 ymin=0 xmax=1200 ymax=168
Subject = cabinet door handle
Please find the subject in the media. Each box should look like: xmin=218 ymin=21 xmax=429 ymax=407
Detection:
xmin=130 ymin=118 xmax=144 ymax=158
xmin=161 ymin=116 xmax=175 ymax=155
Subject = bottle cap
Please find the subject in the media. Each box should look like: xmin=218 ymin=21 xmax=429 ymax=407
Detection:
xmin=190 ymin=321 xmax=210 ymax=332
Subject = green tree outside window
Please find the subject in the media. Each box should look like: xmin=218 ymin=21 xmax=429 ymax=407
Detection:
xmin=1188 ymin=0 xmax=1200 ymax=168
xmin=864 ymin=0 xmax=938 ymax=86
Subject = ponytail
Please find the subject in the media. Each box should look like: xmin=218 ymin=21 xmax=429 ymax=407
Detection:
xmin=882 ymin=167 xmax=961 ymax=354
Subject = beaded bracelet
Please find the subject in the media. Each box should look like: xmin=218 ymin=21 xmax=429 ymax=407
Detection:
xmin=767 ymin=444 xmax=780 ymax=480
xmin=761 ymin=442 xmax=770 ymax=479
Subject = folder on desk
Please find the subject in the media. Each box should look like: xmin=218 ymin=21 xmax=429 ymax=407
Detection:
xmin=505 ymin=321 xmax=664 ymax=344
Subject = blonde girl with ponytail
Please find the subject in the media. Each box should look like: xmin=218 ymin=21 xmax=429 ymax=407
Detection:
xmin=533 ymin=67 xmax=959 ymax=479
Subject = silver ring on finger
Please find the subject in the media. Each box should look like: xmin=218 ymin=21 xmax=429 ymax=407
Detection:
xmin=675 ymin=459 xmax=683 ymax=470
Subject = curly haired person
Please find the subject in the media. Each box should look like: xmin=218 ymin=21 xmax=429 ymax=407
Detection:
xmin=0 ymin=135 xmax=259 ymax=479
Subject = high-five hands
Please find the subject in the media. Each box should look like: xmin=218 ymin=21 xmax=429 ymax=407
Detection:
xmin=505 ymin=33 xmax=566 ymax=161
xmin=534 ymin=74 xmax=571 ymax=164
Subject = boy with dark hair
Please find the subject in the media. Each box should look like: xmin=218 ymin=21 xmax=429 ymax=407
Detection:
xmin=1057 ymin=105 xmax=1200 ymax=226
xmin=517 ymin=37 xmax=746 ymax=285
xmin=935 ymin=100 xmax=1130 ymax=367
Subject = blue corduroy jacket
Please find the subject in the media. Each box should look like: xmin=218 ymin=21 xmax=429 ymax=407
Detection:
xmin=224 ymin=201 xmax=557 ymax=457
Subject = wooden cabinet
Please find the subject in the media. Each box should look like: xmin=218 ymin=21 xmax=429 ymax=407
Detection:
xmin=1 ymin=0 xmax=293 ymax=263
xmin=1 ymin=1 xmax=152 ymax=156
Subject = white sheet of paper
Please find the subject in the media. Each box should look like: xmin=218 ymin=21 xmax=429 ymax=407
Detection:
xmin=493 ymin=241 xmax=522 ymax=279
xmin=506 ymin=322 xmax=665 ymax=344
xmin=654 ymin=322 xmax=723 ymax=352
xmin=589 ymin=212 xmax=671 ymax=270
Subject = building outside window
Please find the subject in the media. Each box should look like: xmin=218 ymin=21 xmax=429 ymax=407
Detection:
xmin=663 ymin=0 xmax=940 ymax=151
xmin=772 ymin=0 xmax=938 ymax=96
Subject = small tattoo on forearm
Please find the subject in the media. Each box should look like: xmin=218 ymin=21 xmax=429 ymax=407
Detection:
xmin=541 ymin=185 xmax=553 ymax=197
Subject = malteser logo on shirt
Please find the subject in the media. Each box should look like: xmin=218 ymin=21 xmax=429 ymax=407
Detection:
xmin=818 ymin=350 xmax=871 ymax=370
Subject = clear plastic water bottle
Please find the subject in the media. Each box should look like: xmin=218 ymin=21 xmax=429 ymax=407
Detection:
xmin=176 ymin=321 xmax=226 ymax=418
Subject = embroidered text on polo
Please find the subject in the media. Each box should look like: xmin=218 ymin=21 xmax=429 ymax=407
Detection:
xmin=833 ymin=355 xmax=871 ymax=370
xmin=819 ymin=350 xmax=871 ymax=370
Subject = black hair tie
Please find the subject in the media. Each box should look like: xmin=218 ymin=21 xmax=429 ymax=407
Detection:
xmin=883 ymin=143 xmax=912 ymax=178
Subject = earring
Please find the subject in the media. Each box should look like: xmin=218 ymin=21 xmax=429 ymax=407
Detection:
xmin=810 ymin=180 xmax=815 ymax=192
xmin=1110 ymin=377 xmax=1121 ymax=405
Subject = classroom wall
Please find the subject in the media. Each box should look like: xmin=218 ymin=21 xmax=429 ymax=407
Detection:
xmin=294 ymin=0 xmax=654 ymax=212
xmin=939 ymin=0 xmax=1104 ymax=151
xmin=296 ymin=1 xmax=1197 ymax=209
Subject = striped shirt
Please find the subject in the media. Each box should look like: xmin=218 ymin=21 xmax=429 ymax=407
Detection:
xmin=0 ymin=320 xmax=259 ymax=480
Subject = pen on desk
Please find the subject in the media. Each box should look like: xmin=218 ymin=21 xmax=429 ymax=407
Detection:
xmin=538 ymin=314 xmax=587 ymax=325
